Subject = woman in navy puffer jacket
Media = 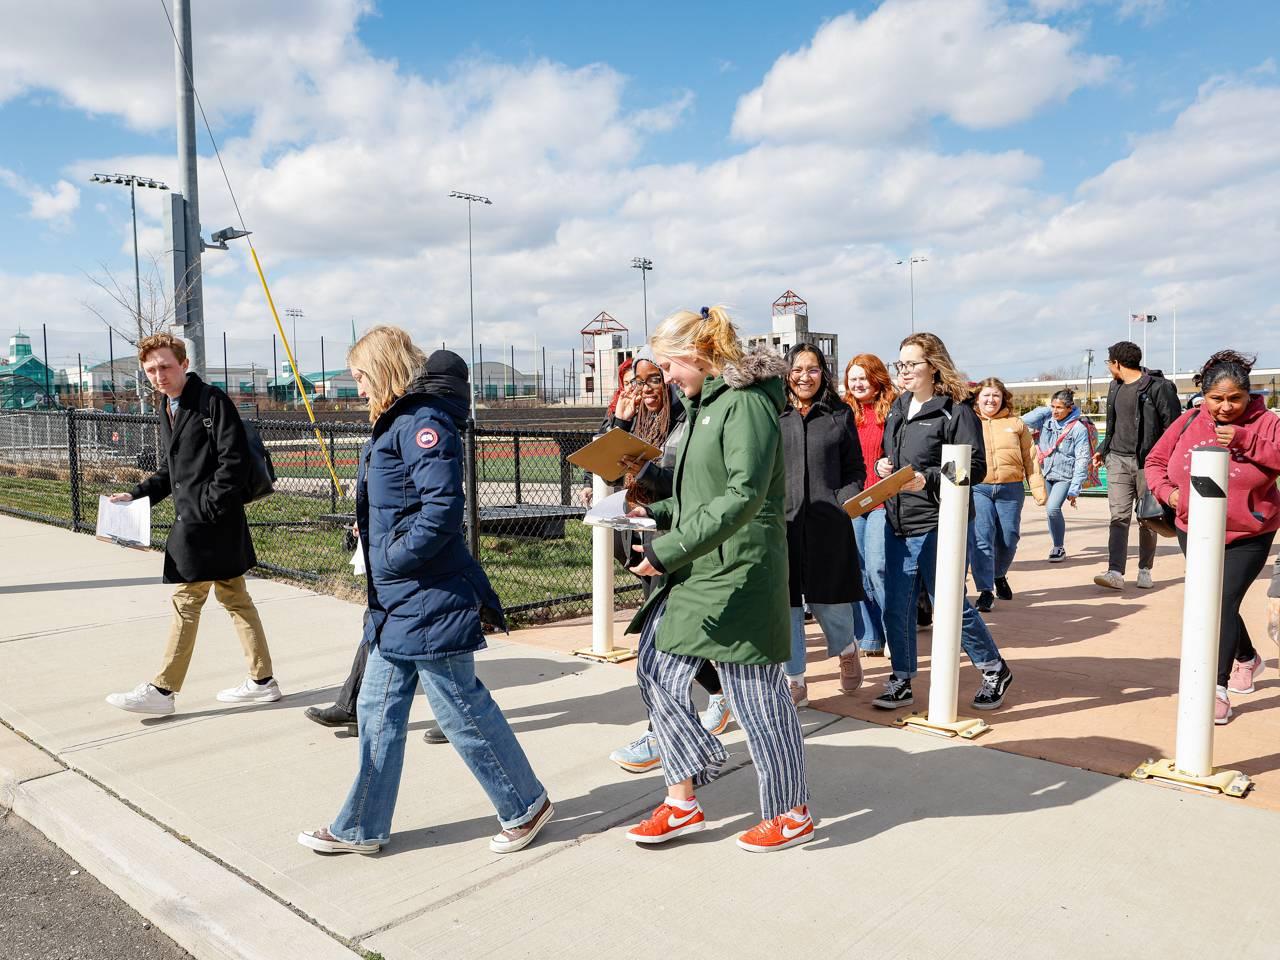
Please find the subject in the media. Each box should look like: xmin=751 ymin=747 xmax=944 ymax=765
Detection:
xmin=300 ymin=327 xmax=553 ymax=857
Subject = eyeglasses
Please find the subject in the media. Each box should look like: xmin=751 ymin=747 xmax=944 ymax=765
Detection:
xmin=636 ymin=375 xmax=664 ymax=387
xmin=891 ymin=360 xmax=930 ymax=374
xmin=790 ymin=367 xmax=823 ymax=380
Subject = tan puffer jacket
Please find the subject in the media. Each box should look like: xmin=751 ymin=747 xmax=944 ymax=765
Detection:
xmin=979 ymin=408 xmax=1046 ymax=504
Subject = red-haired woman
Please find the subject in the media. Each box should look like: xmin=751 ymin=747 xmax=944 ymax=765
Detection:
xmin=844 ymin=354 xmax=896 ymax=657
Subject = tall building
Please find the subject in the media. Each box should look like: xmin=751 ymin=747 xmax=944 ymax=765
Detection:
xmin=746 ymin=291 xmax=839 ymax=377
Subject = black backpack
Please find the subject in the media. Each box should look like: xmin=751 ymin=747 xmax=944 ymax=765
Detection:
xmin=200 ymin=384 xmax=276 ymax=503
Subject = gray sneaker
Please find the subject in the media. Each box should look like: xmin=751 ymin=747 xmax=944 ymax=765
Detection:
xmin=1093 ymin=570 xmax=1124 ymax=590
xmin=609 ymin=732 xmax=661 ymax=773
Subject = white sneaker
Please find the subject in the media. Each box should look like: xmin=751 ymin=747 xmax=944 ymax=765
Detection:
xmin=700 ymin=693 xmax=733 ymax=734
xmin=106 ymin=682 xmax=175 ymax=716
xmin=1093 ymin=570 xmax=1124 ymax=590
xmin=297 ymin=828 xmax=381 ymax=855
xmin=1136 ymin=569 xmax=1154 ymax=589
xmin=216 ymin=677 xmax=283 ymax=703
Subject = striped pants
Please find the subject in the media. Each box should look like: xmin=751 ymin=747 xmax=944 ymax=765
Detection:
xmin=636 ymin=599 xmax=809 ymax=820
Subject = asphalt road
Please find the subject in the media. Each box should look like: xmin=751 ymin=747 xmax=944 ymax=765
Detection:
xmin=0 ymin=810 xmax=193 ymax=960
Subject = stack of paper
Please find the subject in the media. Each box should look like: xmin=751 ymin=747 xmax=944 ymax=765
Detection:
xmin=95 ymin=495 xmax=151 ymax=549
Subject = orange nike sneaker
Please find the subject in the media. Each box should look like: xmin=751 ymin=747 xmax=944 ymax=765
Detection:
xmin=736 ymin=806 xmax=814 ymax=852
xmin=625 ymin=801 xmax=706 ymax=844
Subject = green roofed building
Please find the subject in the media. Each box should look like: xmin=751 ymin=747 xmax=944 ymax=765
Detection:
xmin=0 ymin=330 xmax=59 ymax=409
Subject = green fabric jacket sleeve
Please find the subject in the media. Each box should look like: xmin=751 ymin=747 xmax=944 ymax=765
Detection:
xmin=647 ymin=496 xmax=675 ymax=530
xmin=649 ymin=390 xmax=776 ymax=575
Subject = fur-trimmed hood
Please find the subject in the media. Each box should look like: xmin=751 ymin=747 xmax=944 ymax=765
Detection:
xmin=722 ymin=347 xmax=789 ymax=389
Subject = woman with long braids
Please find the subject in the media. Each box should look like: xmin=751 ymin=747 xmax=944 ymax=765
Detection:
xmin=871 ymin=332 xmax=1014 ymax=713
xmin=623 ymin=306 xmax=813 ymax=853
xmin=1146 ymin=350 xmax=1280 ymax=724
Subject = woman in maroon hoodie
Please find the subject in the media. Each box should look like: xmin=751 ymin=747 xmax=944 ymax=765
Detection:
xmin=1146 ymin=351 xmax=1280 ymax=725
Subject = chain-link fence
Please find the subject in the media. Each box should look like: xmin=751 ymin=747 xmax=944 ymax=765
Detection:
xmin=0 ymin=408 xmax=637 ymax=623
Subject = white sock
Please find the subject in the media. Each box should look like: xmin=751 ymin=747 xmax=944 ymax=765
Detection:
xmin=785 ymin=674 xmax=806 ymax=685
xmin=839 ymin=642 xmax=859 ymax=657
xmin=666 ymin=794 xmax=699 ymax=811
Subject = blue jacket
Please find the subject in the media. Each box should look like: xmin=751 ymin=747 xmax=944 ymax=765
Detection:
xmin=357 ymin=374 xmax=505 ymax=660
xmin=1024 ymin=406 xmax=1091 ymax=497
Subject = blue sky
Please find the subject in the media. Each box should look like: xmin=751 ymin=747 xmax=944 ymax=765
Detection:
xmin=1 ymin=0 xmax=1277 ymax=379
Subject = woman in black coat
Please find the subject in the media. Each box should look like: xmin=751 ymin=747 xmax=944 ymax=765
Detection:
xmin=780 ymin=342 xmax=866 ymax=706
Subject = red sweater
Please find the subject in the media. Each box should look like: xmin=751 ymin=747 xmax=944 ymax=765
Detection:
xmin=1145 ymin=397 xmax=1280 ymax=543
xmin=853 ymin=402 xmax=886 ymax=510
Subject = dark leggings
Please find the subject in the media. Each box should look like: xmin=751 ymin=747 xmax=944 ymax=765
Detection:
xmin=1177 ymin=530 xmax=1276 ymax=687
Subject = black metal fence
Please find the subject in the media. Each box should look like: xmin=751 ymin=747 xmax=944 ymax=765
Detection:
xmin=0 ymin=408 xmax=637 ymax=623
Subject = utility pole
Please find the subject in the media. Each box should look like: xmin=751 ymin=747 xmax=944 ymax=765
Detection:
xmin=631 ymin=257 xmax=653 ymax=338
xmin=449 ymin=190 xmax=492 ymax=420
xmin=1083 ymin=348 xmax=1095 ymax=411
xmin=897 ymin=256 xmax=927 ymax=333
xmin=172 ymin=0 xmax=205 ymax=376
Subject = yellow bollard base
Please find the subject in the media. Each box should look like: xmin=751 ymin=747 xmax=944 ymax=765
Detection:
xmin=895 ymin=712 xmax=990 ymax=740
xmin=1130 ymin=758 xmax=1252 ymax=798
xmin=573 ymin=646 xmax=637 ymax=664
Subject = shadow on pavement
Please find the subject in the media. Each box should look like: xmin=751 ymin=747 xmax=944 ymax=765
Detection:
xmin=0 ymin=577 xmax=161 ymax=594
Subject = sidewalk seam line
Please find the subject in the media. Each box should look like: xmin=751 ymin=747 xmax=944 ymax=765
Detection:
xmin=1 ymin=716 xmax=361 ymax=957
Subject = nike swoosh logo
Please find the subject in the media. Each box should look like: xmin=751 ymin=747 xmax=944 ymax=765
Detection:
xmin=667 ymin=809 xmax=700 ymax=828
xmin=781 ymin=819 xmax=811 ymax=839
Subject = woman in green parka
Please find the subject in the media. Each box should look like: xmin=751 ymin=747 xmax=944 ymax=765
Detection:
xmin=622 ymin=306 xmax=813 ymax=854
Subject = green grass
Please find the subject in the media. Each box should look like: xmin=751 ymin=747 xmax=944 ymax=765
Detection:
xmin=0 ymin=469 xmax=625 ymax=622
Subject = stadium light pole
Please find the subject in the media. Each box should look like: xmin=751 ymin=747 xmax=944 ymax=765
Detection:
xmin=896 ymin=256 xmax=928 ymax=333
xmin=450 ymin=190 xmax=492 ymax=421
xmin=631 ymin=257 xmax=653 ymax=339
xmin=90 ymin=174 xmax=169 ymax=412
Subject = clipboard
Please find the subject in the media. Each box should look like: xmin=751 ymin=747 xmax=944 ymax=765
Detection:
xmin=566 ymin=428 xmax=662 ymax=483
xmin=843 ymin=466 xmax=917 ymax=519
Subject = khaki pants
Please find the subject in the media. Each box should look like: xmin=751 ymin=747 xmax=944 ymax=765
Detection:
xmin=154 ymin=577 xmax=272 ymax=693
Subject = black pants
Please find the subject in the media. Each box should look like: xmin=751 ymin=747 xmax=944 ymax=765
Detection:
xmin=1177 ymin=530 xmax=1276 ymax=687
xmin=335 ymin=640 xmax=369 ymax=716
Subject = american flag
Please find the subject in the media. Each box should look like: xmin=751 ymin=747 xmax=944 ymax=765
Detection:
xmin=1129 ymin=313 xmax=1158 ymax=323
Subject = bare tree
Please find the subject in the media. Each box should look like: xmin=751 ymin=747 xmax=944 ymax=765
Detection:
xmin=1036 ymin=364 xmax=1084 ymax=382
xmin=82 ymin=255 xmax=196 ymax=412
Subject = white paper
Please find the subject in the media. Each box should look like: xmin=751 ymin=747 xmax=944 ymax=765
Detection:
xmin=350 ymin=534 xmax=366 ymax=576
xmin=583 ymin=489 xmax=657 ymax=531
xmin=95 ymin=495 xmax=151 ymax=548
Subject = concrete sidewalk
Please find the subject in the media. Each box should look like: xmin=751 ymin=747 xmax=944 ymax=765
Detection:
xmin=2 ymin=513 xmax=1280 ymax=959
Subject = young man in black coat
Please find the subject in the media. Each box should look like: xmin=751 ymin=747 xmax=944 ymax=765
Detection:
xmin=105 ymin=333 xmax=281 ymax=716
xmin=1091 ymin=340 xmax=1181 ymax=591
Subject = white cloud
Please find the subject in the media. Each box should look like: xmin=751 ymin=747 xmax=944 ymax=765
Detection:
xmin=0 ymin=168 xmax=80 ymax=224
xmin=732 ymin=0 xmax=1113 ymax=145
xmin=2 ymin=1 xmax=1278 ymax=383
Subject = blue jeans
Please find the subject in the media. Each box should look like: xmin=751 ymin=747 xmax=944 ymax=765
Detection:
xmin=883 ymin=528 xmax=1002 ymax=679
xmin=786 ymin=602 xmax=859 ymax=678
xmin=969 ymin=482 xmax=1026 ymax=591
xmin=1045 ymin=480 xmax=1072 ymax=550
xmin=853 ymin=510 xmax=888 ymax=652
xmin=330 ymin=643 xmax=547 ymax=844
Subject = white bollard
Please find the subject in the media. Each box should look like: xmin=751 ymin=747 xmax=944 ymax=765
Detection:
xmin=900 ymin=443 xmax=989 ymax=739
xmin=1173 ymin=447 xmax=1229 ymax=778
xmin=590 ymin=471 xmax=615 ymax=656
xmin=1132 ymin=446 xmax=1250 ymax=796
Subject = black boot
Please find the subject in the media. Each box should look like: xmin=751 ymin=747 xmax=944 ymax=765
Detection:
xmin=305 ymin=704 xmax=356 ymax=727
xmin=995 ymin=577 xmax=1013 ymax=601
xmin=422 ymin=721 xmax=448 ymax=744
xmin=976 ymin=590 xmax=995 ymax=613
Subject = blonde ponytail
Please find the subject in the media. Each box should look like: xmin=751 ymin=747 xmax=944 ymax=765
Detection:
xmin=650 ymin=304 xmax=744 ymax=371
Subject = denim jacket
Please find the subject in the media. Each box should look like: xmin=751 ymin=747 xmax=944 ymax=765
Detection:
xmin=1024 ymin=406 xmax=1091 ymax=497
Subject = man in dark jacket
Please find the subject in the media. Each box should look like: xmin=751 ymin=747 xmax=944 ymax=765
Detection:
xmin=106 ymin=333 xmax=280 ymax=716
xmin=1092 ymin=341 xmax=1181 ymax=591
